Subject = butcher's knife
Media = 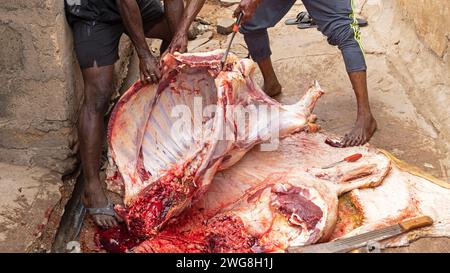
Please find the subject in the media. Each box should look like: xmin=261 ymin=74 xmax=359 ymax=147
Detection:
xmin=287 ymin=215 xmax=433 ymax=253
xmin=220 ymin=12 xmax=244 ymax=70
xmin=322 ymin=153 xmax=362 ymax=169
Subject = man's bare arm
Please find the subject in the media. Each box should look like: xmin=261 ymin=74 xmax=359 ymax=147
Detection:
xmin=116 ymin=0 xmax=151 ymax=59
xmin=116 ymin=0 xmax=160 ymax=84
xmin=167 ymin=0 xmax=207 ymax=53
xmin=164 ymin=0 xmax=184 ymax=36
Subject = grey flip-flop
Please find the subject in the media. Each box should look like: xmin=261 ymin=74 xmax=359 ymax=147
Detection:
xmin=85 ymin=201 xmax=117 ymax=218
xmin=357 ymin=18 xmax=368 ymax=27
xmin=298 ymin=17 xmax=368 ymax=30
xmin=291 ymin=11 xmax=368 ymax=29
xmin=285 ymin=11 xmax=312 ymax=26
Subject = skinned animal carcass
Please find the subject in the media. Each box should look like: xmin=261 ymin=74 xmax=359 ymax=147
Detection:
xmin=128 ymin=133 xmax=450 ymax=253
xmin=105 ymin=50 xmax=324 ymax=237
xmin=131 ymin=133 xmax=391 ymax=253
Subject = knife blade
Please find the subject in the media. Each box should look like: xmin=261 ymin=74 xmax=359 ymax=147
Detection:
xmin=287 ymin=215 xmax=433 ymax=253
xmin=220 ymin=12 xmax=243 ymax=70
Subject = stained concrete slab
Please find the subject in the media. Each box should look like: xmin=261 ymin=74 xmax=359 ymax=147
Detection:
xmin=0 ymin=163 xmax=62 ymax=252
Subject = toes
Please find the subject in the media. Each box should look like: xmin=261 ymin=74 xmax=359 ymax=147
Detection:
xmin=104 ymin=216 xmax=117 ymax=228
xmin=99 ymin=216 xmax=119 ymax=228
xmin=347 ymin=138 xmax=356 ymax=147
xmin=100 ymin=217 xmax=111 ymax=229
xmin=351 ymin=135 xmax=361 ymax=147
xmin=355 ymin=137 xmax=362 ymax=146
xmin=109 ymin=218 xmax=118 ymax=227
xmin=93 ymin=216 xmax=114 ymax=229
xmin=342 ymin=133 xmax=360 ymax=147
xmin=96 ymin=218 xmax=108 ymax=229
xmin=342 ymin=135 xmax=352 ymax=147
xmin=357 ymin=135 xmax=365 ymax=146
xmin=350 ymin=133 xmax=367 ymax=147
xmin=93 ymin=217 xmax=103 ymax=227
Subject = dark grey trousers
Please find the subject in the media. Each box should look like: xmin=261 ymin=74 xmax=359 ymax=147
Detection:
xmin=240 ymin=0 xmax=366 ymax=72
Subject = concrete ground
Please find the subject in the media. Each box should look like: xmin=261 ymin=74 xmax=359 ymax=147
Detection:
xmin=0 ymin=163 xmax=63 ymax=252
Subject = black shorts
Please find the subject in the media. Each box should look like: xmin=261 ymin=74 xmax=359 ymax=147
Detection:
xmin=68 ymin=0 xmax=164 ymax=69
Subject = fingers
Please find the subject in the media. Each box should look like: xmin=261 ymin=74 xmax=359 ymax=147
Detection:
xmin=153 ymin=66 xmax=161 ymax=79
xmin=140 ymin=72 xmax=149 ymax=85
xmin=140 ymin=64 xmax=161 ymax=85
xmin=169 ymin=34 xmax=188 ymax=54
xmin=150 ymin=73 xmax=158 ymax=84
xmin=234 ymin=7 xmax=251 ymax=23
xmin=147 ymin=67 xmax=161 ymax=84
xmin=233 ymin=6 xmax=241 ymax=18
xmin=178 ymin=45 xmax=187 ymax=54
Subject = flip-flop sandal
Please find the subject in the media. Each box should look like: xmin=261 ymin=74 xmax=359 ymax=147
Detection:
xmin=297 ymin=20 xmax=317 ymax=29
xmin=285 ymin=11 xmax=312 ymax=26
xmin=298 ymin=17 xmax=368 ymax=30
xmin=357 ymin=18 xmax=368 ymax=27
xmin=85 ymin=201 xmax=119 ymax=225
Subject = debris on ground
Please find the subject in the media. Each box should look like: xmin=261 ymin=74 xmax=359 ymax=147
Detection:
xmin=0 ymin=163 xmax=64 ymax=252
xmin=219 ymin=0 xmax=240 ymax=7
xmin=216 ymin=17 xmax=235 ymax=35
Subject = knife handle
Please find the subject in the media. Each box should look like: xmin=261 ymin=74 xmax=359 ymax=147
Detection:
xmin=399 ymin=216 xmax=433 ymax=232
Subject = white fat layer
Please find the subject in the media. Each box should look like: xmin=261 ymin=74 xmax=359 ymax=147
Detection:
xmin=347 ymin=166 xmax=450 ymax=247
xmin=233 ymin=187 xmax=274 ymax=237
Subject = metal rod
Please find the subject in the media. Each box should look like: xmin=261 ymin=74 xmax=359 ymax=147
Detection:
xmin=221 ymin=12 xmax=244 ymax=69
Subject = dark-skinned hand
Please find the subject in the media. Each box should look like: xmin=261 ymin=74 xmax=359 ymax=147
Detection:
xmin=234 ymin=0 xmax=261 ymax=22
xmin=139 ymin=55 xmax=161 ymax=85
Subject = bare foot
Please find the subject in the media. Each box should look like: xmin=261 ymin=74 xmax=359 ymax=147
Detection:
xmin=341 ymin=114 xmax=377 ymax=147
xmin=263 ymin=81 xmax=282 ymax=97
xmin=83 ymin=180 xmax=120 ymax=229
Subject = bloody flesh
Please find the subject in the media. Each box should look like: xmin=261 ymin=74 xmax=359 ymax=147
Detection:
xmin=271 ymin=186 xmax=323 ymax=230
xmin=205 ymin=214 xmax=257 ymax=253
xmin=95 ymin=224 xmax=142 ymax=253
xmin=124 ymin=159 xmax=201 ymax=236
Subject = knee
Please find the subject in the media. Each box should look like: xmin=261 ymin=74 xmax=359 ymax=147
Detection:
xmin=84 ymin=82 xmax=112 ymax=115
xmin=242 ymin=29 xmax=271 ymax=62
xmin=324 ymin=23 xmax=358 ymax=50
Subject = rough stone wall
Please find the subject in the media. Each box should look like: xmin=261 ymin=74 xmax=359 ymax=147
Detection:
xmin=398 ymin=0 xmax=449 ymax=59
xmin=393 ymin=0 xmax=450 ymax=156
xmin=361 ymin=0 xmax=450 ymax=170
xmin=0 ymin=1 xmax=132 ymax=174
